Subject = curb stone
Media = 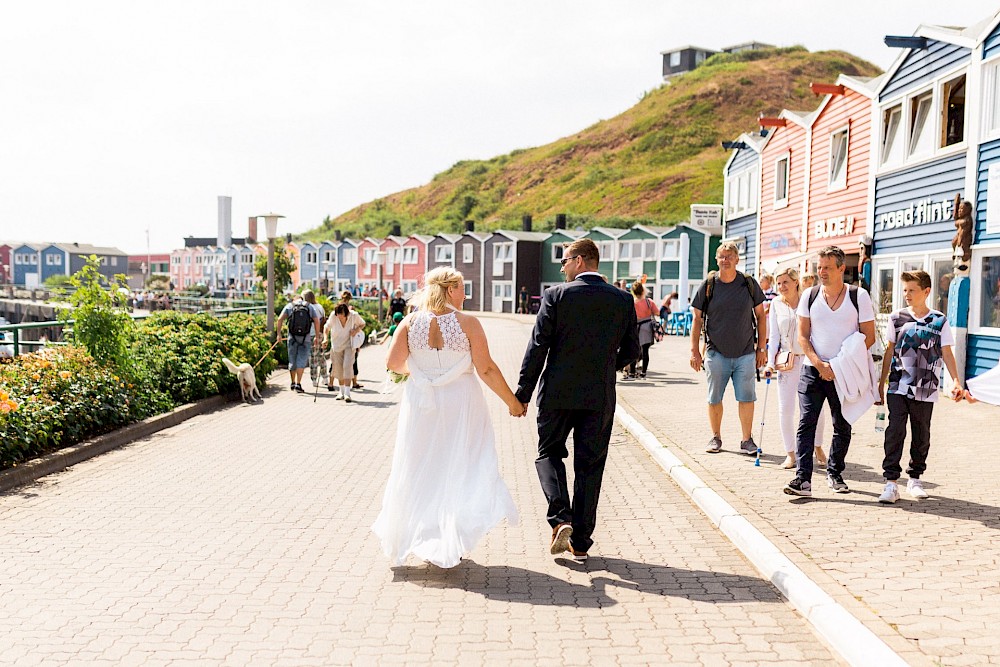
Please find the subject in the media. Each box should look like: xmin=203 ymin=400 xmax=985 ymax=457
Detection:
xmin=615 ymin=404 xmax=911 ymax=667
xmin=0 ymin=393 xmax=237 ymax=494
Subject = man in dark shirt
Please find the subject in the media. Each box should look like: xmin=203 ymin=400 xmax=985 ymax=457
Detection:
xmin=689 ymin=242 xmax=767 ymax=455
xmin=388 ymin=289 xmax=407 ymax=322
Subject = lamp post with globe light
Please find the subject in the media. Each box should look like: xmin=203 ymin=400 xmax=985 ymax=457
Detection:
xmin=375 ymin=250 xmax=387 ymax=323
xmin=258 ymin=213 xmax=284 ymax=336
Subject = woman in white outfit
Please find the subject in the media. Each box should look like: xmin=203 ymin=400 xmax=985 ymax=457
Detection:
xmin=372 ymin=267 xmax=522 ymax=568
xmin=765 ymin=268 xmax=827 ymax=469
xmin=325 ymin=303 xmax=365 ymax=402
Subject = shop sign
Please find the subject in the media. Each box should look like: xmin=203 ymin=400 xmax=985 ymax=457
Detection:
xmin=763 ymin=232 xmax=798 ymax=252
xmin=814 ymin=215 xmax=856 ymax=239
xmin=724 ymin=236 xmax=747 ymax=256
xmin=877 ymin=198 xmax=953 ymax=232
xmin=691 ymin=204 xmax=723 ymax=230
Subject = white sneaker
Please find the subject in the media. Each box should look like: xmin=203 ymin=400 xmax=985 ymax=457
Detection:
xmin=878 ymin=482 xmax=899 ymax=504
xmin=907 ymin=478 xmax=928 ymax=499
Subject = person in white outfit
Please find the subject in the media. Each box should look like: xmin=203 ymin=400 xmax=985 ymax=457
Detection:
xmin=324 ymin=303 xmax=365 ymax=402
xmin=764 ymin=268 xmax=827 ymax=469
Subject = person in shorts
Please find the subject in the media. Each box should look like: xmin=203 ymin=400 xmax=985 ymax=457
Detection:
xmin=689 ymin=241 xmax=767 ymax=455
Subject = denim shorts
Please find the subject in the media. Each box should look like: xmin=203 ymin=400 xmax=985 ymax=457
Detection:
xmin=287 ymin=337 xmax=312 ymax=370
xmin=704 ymin=350 xmax=756 ymax=405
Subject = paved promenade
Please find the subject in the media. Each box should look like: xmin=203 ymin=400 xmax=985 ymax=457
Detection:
xmin=0 ymin=317 xmax=837 ymax=666
xmin=618 ymin=324 xmax=1000 ymax=667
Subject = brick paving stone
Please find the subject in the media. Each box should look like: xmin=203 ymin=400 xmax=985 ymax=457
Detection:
xmin=0 ymin=316 xmax=838 ymax=666
xmin=616 ymin=327 xmax=1000 ymax=666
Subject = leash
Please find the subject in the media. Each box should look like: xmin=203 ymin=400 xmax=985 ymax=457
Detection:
xmin=253 ymin=336 xmax=284 ymax=369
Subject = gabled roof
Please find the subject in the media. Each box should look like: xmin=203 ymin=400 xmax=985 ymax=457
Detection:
xmin=589 ymin=226 xmax=630 ymax=239
xmin=408 ymin=234 xmax=435 ymax=244
xmin=382 ymin=235 xmax=407 ymax=246
xmin=55 ymin=242 xmax=127 ymax=256
xmin=633 ymin=224 xmax=675 ymax=236
xmin=548 ymin=229 xmax=586 ymax=240
xmin=341 ymin=238 xmax=361 ymax=247
xmin=435 ymin=233 xmax=462 ymax=243
xmin=877 ymin=20 xmax=981 ymax=98
xmin=492 ymin=230 xmax=550 ymax=242
xmin=723 ymin=132 xmax=767 ymax=173
xmin=13 ymin=242 xmax=45 ymax=251
xmin=462 ymin=231 xmax=490 ymax=242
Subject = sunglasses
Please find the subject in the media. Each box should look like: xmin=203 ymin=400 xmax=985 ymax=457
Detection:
xmin=560 ymin=255 xmax=580 ymax=266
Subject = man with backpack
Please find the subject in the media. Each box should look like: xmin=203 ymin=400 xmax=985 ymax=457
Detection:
xmin=689 ymin=241 xmax=768 ymax=455
xmin=784 ymin=246 xmax=876 ymax=497
xmin=275 ymin=292 xmax=323 ymax=393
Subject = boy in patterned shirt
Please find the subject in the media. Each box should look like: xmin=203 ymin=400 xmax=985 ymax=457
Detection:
xmin=876 ymin=270 xmax=963 ymax=503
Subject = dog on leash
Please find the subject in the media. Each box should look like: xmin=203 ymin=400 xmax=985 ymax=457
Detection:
xmin=222 ymin=357 xmax=261 ymax=402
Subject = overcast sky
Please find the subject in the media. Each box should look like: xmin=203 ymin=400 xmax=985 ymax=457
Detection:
xmin=2 ymin=1 xmax=998 ymax=255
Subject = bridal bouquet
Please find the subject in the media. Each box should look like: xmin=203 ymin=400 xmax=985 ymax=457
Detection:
xmin=380 ymin=369 xmax=409 ymax=395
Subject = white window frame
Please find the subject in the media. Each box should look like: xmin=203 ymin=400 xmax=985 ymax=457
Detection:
xmin=402 ymin=247 xmax=418 ymax=264
xmin=661 ymin=239 xmax=680 ymax=260
xmin=462 ymin=244 xmax=473 ymax=263
xmin=880 ymin=104 xmax=904 ymax=168
xmin=342 ymin=249 xmax=357 ymax=264
xmin=598 ymin=241 xmax=615 ymax=262
xmin=828 ymin=125 xmax=849 ymax=191
xmin=402 ymin=280 xmax=418 ymax=294
xmin=435 ymin=245 xmax=453 ymax=263
xmin=305 ymin=251 xmax=317 ymax=263
xmin=982 ymin=58 xmax=1000 ymax=142
xmin=363 ymin=248 xmax=375 ymax=267
xmin=551 ymin=244 xmax=565 ymax=263
xmin=45 ymin=254 xmax=60 ymax=266
xmin=669 ymin=52 xmax=680 ymax=68
xmin=877 ymin=64 xmax=969 ymax=175
xmin=971 ymin=247 xmax=1000 ymax=334
xmin=492 ymin=242 xmax=513 ymax=277
xmin=907 ymin=91 xmax=935 ymax=159
xmin=726 ymin=166 xmax=758 ymax=218
xmin=773 ymin=154 xmax=790 ymax=208
xmin=940 ymin=73 xmax=966 ymax=149
xmin=464 ymin=280 xmax=473 ymax=299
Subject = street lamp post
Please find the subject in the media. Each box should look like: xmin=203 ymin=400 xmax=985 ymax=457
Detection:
xmin=257 ymin=213 xmax=284 ymax=336
xmin=376 ymin=250 xmax=387 ymax=323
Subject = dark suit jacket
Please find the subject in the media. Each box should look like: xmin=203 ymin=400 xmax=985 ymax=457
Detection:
xmin=516 ymin=274 xmax=641 ymax=411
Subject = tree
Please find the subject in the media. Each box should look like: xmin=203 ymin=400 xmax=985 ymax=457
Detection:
xmin=60 ymin=255 xmax=135 ymax=373
xmin=254 ymin=239 xmax=296 ymax=293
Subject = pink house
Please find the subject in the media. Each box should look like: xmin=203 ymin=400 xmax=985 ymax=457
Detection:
xmin=379 ymin=236 xmax=406 ymax=294
xmin=400 ymin=235 xmax=434 ymax=295
xmin=355 ymin=238 xmax=381 ymax=291
xmin=758 ymin=110 xmax=812 ymax=274
xmin=0 ymin=243 xmax=11 ymax=284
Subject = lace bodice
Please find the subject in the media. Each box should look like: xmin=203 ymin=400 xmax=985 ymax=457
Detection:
xmin=408 ymin=310 xmax=471 ymax=353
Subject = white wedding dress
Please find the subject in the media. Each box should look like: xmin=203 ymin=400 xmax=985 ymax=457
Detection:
xmin=372 ymin=308 xmax=518 ymax=568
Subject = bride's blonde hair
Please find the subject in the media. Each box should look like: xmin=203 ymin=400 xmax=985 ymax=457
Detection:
xmin=410 ymin=267 xmax=464 ymax=312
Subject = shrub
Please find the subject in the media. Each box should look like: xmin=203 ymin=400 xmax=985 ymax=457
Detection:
xmin=60 ymin=256 xmax=137 ymax=375
xmin=132 ymin=312 xmax=278 ymax=405
xmin=0 ymin=347 xmax=170 ymax=468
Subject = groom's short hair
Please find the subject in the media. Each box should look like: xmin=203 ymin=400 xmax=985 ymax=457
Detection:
xmin=566 ymin=239 xmax=600 ymax=267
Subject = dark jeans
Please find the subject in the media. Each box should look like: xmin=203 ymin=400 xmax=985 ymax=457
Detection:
xmin=882 ymin=393 xmax=934 ymax=480
xmin=628 ymin=344 xmax=652 ymax=376
xmin=796 ymin=365 xmax=852 ymax=481
xmin=535 ymin=408 xmax=614 ymax=552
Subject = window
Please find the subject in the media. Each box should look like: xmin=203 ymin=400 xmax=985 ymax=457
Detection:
xmin=908 ymin=92 xmax=934 ymax=157
xmin=388 ymin=248 xmax=401 ymax=264
xmin=492 ymin=243 xmax=513 ymax=276
xmin=881 ymin=105 xmax=903 ymax=166
xmin=552 ymin=244 xmax=565 ymax=262
xmin=661 ymin=240 xmax=680 ymax=260
xmin=643 ymin=240 xmax=657 ymax=260
xmin=342 ymin=249 xmax=357 ymax=264
xmin=363 ymin=248 xmax=375 ymax=266
xmin=463 ymin=244 xmax=473 ymax=263
xmin=984 ymin=62 xmax=1000 ymax=138
xmin=669 ymin=52 xmax=680 ymax=68
xmin=402 ymin=247 xmax=417 ymax=264
xmin=932 ymin=258 xmax=953 ymax=314
xmin=435 ymin=245 xmax=453 ymax=263
xmin=110 ymin=256 xmax=118 ymax=266
xmin=45 ymin=254 xmax=60 ymax=265
xmin=941 ymin=74 xmax=965 ymax=147
xmin=774 ymin=156 xmax=789 ymax=206
xmin=828 ymin=127 xmax=848 ymax=189
xmin=599 ymin=241 xmax=614 ymax=261
xmin=464 ymin=281 xmax=473 ymax=299
xmin=981 ymin=255 xmax=1000 ymax=328
xmin=877 ymin=266 xmax=895 ymax=314
xmin=402 ymin=280 xmax=418 ymax=294
xmin=694 ymin=50 xmax=707 ymax=65
xmin=243 ymin=253 xmax=253 ymax=263
xmin=305 ymin=251 xmax=317 ymax=263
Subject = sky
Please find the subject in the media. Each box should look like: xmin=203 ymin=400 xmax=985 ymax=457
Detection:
xmin=2 ymin=1 xmax=999 ymax=255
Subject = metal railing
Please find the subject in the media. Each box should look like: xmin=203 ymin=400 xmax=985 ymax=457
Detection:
xmin=0 ymin=305 xmax=267 ymax=357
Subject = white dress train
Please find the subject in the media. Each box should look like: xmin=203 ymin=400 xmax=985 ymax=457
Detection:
xmin=371 ymin=309 xmax=518 ymax=568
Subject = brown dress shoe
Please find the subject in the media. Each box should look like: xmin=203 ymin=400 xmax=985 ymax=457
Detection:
xmin=550 ymin=523 xmax=573 ymax=555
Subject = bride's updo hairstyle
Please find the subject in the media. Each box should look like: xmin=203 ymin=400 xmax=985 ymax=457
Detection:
xmin=410 ymin=267 xmax=464 ymax=312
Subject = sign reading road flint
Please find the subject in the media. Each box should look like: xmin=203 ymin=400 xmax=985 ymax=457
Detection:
xmin=877 ymin=198 xmax=953 ymax=232
xmin=691 ymin=204 xmax=723 ymax=230
xmin=815 ymin=215 xmax=856 ymax=239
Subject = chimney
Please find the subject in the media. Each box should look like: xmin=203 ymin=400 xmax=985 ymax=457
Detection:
xmin=247 ymin=217 xmax=258 ymax=243
xmin=555 ymin=214 xmax=567 ymax=230
xmin=390 ymin=222 xmax=402 ymax=237
xmin=464 ymin=220 xmax=475 ymax=232
xmin=522 ymin=214 xmax=532 ymax=232
xmin=286 ymin=233 xmax=292 ymax=244
xmin=335 ymin=230 xmax=342 ymax=241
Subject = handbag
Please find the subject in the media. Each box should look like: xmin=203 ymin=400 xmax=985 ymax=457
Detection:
xmin=774 ymin=350 xmax=798 ymax=372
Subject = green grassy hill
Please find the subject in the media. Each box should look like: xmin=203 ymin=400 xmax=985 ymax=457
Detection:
xmin=303 ymin=47 xmax=881 ymax=241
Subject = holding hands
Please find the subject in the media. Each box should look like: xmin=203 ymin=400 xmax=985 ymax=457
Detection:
xmin=508 ymin=401 xmax=528 ymax=418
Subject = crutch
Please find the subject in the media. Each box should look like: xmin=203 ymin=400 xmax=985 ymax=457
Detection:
xmin=755 ymin=371 xmax=772 ymax=467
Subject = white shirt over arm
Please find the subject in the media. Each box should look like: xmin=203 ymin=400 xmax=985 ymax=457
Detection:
xmin=797 ymin=288 xmax=876 ymax=366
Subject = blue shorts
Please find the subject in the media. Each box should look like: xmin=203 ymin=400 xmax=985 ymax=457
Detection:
xmin=704 ymin=350 xmax=756 ymax=405
xmin=287 ymin=337 xmax=312 ymax=370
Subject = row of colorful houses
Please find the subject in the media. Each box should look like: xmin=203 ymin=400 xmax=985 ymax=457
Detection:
xmin=0 ymin=242 xmax=129 ymax=286
xmin=720 ymin=10 xmax=1000 ymax=380
xmin=170 ymin=217 xmax=723 ymax=313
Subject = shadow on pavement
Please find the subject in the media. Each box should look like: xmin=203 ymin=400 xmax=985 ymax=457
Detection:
xmin=392 ymin=557 xmax=782 ymax=607
xmin=786 ymin=494 xmax=1000 ymax=530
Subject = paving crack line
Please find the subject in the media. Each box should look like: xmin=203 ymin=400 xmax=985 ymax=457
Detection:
xmin=615 ymin=403 xmax=910 ymax=667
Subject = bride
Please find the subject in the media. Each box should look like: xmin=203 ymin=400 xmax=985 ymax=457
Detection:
xmin=372 ymin=267 xmax=523 ymax=568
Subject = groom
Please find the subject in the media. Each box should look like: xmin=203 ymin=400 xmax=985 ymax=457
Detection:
xmin=515 ymin=239 xmax=640 ymax=561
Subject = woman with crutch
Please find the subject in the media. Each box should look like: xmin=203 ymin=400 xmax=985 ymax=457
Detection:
xmin=763 ymin=268 xmax=827 ymax=469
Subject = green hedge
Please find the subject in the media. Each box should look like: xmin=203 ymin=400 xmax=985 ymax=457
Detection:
xmin=0 ymin=312 xmax=277 ymax=470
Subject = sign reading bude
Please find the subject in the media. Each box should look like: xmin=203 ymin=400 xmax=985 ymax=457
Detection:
xmin=690 ymin=204 xmax=723 ymax=231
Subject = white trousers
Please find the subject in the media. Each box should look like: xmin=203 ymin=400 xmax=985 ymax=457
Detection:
xmin=775 ymin=357 xmax=827 ymax=453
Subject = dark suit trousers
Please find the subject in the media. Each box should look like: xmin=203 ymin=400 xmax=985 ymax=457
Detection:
xmin=535 ymin=407 xmax=614 ymax=552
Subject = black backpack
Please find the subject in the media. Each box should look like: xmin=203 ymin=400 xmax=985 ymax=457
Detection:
xmin=702 ymin=271 xmax=760 ymax=347
xmin=287 ymin=301 xmax=314 ymax=342
xmin=805 ymin=285 xmax=859 ymax=313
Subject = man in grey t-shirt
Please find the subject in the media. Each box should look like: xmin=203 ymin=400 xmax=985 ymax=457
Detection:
xmin=689 ymin=242 xmax=767 ymax=455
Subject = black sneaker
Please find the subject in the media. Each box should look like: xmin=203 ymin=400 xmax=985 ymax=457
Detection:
xmin=783 ymin=478 xmax=812 ymax=497
xmin=740 ymin=437 xmax=758 ymax=456
xmin=827 ymin=472 xmax=849 ymax=493
xmin=294 ymin=383 xmax=305 ymax=394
